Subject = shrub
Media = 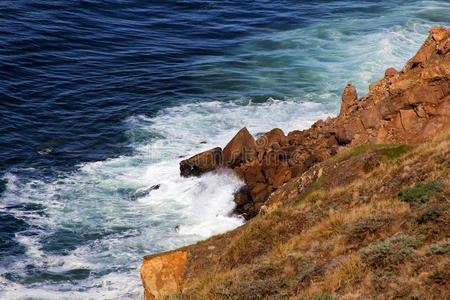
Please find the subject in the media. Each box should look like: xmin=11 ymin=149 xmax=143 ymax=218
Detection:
xmin=416 ymin=204 xmax=447 ymax=224
xmin=428 ymin=239 xmax=450 ymax=255
xmin=397 ymin=181 xmax=444 ymax=206
xmin=218 ymin=278 xmax=283 ymax=300
xmin=358 ymin=235 xmax=418 ymax=270
xmin=345 ymin=216 xmax=392 ymax=243
xmin=428 ymin=268 xmax=449 ymax=285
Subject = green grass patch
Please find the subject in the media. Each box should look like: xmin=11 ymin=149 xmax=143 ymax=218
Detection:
xmin=397 ymin=181 xmax=444 ymax=207
xmin=294 ymin=190 xmax=325 ymax=206
xmin=380 ymin=144 xmax=411 ymax=160
xmin=332 ymin=144 xmax=392 ymax=162
xmin=313 ymin=174 xmax=329 ymax=188
xmin=332 ymin=144 xmax=412 ymax=163
xmin=294 ymin=191 xmax=312 ymax=206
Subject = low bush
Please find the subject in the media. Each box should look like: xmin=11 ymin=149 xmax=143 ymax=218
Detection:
xmin=428 ymin=239 xmax=450 ymax=255
xmin=358 ymin=235 xmax=418 ymax=270
xmin=416 ymin=203 xmax=448 ymax=224
xmin=345 ymin=216 xmax=392 ymax=243
xmin=397 ymin=181 xmax=444 ymax=206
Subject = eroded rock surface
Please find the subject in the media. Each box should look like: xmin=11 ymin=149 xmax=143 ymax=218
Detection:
xmin=141 ymin=250 xmax=188 ymax=300
xmin=180 ymin=147 xmax=222 ymax=177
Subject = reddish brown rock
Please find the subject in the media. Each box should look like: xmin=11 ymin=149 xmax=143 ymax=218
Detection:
xmin=180 ymin=147 xmax=222 ymax=177
xmin=255 ymin=128 xmax=285 ymax=149
xmin=400 ymin=109 xmax=421 ymax=131
xmin=339 ymin=83 xmax=358 ymax=116
xmin=385 ymin=67 xmax=398 ymax=77
xmin=361 ymin=107 xmax=382 ymax=129
xmin=141 ymin=250 xmax=188 ymax=300
xmin=222 ymin=127 xmax=257 ymax=167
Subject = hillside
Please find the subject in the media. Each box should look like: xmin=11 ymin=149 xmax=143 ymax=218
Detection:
xmin=140 ymin=27 xmax=450 ymax=300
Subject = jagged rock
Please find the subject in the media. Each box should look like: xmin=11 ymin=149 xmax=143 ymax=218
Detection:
xmin=255 ymin=128 xmax=285 ymax=149
xmin=339 ymin=83 xmax=358 ymax=116
xmin=222 ymin=127 xmax=257 ymax=167
xmin=180 ymin=147 xmax=222 ymax=177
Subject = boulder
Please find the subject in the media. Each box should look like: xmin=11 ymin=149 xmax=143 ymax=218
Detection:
xmin=255 ymin=128 xmax=285 ymax=149
xmin=180 ymin=147 xmax=222 ymax=177
xmin=222 ymin=127 xmax=257 ymax=167
xmin=361 ymin=107 xmax=382 ymax=129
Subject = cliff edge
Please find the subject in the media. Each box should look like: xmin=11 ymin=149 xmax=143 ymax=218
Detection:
xmin=141 ymin=26 xmax=450 ymax=300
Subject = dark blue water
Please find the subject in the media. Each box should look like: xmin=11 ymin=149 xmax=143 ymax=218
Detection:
xmin=0 ymin=1 xmax=449 ymax=298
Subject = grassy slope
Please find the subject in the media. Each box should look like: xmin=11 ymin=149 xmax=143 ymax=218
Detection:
xmin=177 ymin=130 xmax=449 ymax=300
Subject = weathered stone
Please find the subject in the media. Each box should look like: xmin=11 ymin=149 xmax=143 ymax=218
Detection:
xmin=255 ymin=128 xmax=285 ymax=149
xmin=131 ymin=184 xmax=160 ymax=200
xmin=361 ymin=107 xmax=382 ymax=129
xmin=222 ymin=127 xmax=256 ymax=167
xmin=141 ymin=250 xmax=188 ymax=300
xmin=339 ymin=83 xmax=358 ymax=116
xmin=400 ymin=109 xmax=421 ymax=131
xmin=385 ymin=67 xmax=398 ymax=77
xmin=180 ymin=147 xmax=222 ymax=177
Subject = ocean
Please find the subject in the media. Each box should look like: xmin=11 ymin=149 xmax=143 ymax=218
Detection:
xmin=0 ymin=0 xmax=449 ymax=298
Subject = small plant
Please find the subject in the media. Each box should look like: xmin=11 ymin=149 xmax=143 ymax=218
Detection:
xmin=396 ymin=181 xmax=444 ymax=206
xmin=428 ymin=239 xmax=450 ymax=255
xmin=428 ymin=268 xmax=449 ymax=285
xmin=346 ymin=216 xmax=392 ymax=243
xmin=358 ymin=235 xmax=418 ymax=270
xmin=294 ymin=190 xmax=325 ymax=206
xmin=416 ymin=204 xmax=447 ymax=224
xmin=295 ymin=260 xmax=324 ymax=288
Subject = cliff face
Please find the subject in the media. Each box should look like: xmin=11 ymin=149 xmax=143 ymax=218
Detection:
xmin=142 ymin=26 xmax=450 ymax=300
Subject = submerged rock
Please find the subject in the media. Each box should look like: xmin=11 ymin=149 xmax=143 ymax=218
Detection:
xmin=130 ymin=184 xmax=160 ymax=200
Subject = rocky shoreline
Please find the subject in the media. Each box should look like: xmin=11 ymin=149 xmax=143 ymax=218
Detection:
xmin=142 ymin=26 xmax=449 ymax=299
xmin=179 ymin=26 xmax=450 ymax=220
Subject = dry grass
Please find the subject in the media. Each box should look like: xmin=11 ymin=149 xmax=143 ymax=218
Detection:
xmin=179 ymin=130 xmax=450 ymax=300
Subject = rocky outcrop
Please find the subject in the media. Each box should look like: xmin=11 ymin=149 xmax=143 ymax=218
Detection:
xmin=222 ymin=127 xmax=256 ymax=168
xmin=141 ymin=250 xmax=188 ymax=300
xmin=179 ymin=26 xmax=450 ymax=218
xmin=180 ymin=147 xmax=222 ymax=177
